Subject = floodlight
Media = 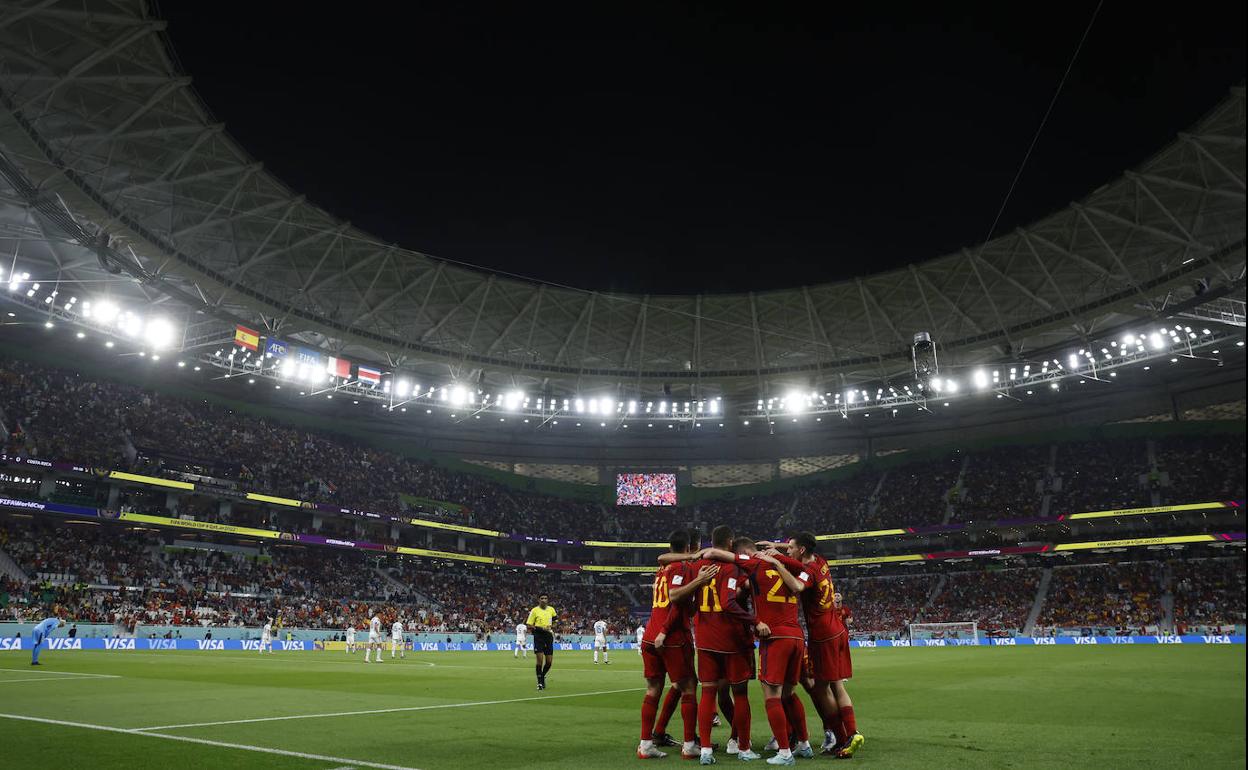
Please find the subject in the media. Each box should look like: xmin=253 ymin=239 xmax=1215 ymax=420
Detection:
xmin=146 ymin=318 xmax=175 ymax=349
xmin=973 ymin=370 xmax=988 ymax=388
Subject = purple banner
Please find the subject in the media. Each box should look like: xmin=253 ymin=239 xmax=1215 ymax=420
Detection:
xmin=293 ymin=533 xmax=389 ymax=551
xmin=509 ymin=533 xmax=582 ymax=547
xmin=0 ymin=453 xmax=94 ymax=475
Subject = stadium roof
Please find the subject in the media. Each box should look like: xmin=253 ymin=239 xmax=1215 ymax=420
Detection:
xmin=0 ymin=1 xmax=1244 ymax=400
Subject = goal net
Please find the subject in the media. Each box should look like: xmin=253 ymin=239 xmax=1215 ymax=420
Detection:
xmin=908 ymin=622 xmax=978 ymax=641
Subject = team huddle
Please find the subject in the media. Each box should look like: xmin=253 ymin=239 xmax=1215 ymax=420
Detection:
xmin=638 ymin=527 xmax=863 ymax=765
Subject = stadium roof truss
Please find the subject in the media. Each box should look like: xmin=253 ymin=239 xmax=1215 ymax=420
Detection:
xmin=0 ymin=1 xmax=1244 ymax=403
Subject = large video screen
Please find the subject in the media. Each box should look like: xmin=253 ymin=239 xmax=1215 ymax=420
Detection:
xmin=616 ymin=473 xmax=677 ymax=507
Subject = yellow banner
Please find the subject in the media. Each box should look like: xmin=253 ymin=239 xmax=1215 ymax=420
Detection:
xmin=118 ymin=512 xmax=281 ymax=539
xmin=1053 ymin=534 xmax=1218 ymax=551
xmin=1064 ymin=502 xmax=1229 ymax=520
xmin=394 ymin=546 xmax=500 ymax=564
xmin=817 ymin=528 xmax=907 ymax=541
xmin=825 ymin=554 xmax=925 ymax=567
xmin=582 ymin=540 xmax=668 ymax=548
xmin=407 ymin=517 xmax=503 ymax=537
xmin=580 ymin=565 xmax=657 ymax=572
xmin=108 ymin=471 xmax=195 ymax=490
xmin=245 ymin=492 xmax=304 ymax=508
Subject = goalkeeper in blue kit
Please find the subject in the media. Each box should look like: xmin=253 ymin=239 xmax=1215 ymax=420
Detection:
xmin=29 ymin=616 xmax=64 ymax=665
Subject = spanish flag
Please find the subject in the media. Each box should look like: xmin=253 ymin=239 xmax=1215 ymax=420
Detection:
xmin=234 ymin=325 xmax=260 ymax=351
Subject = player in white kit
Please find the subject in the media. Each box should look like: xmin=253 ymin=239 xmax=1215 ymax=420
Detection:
xmin=514 ymin=622 xmax=527 ymax=658
xmin=346 ymin=624 xmax=357 ymax=654
xmin=636 ymin=624 xmax=645 ymax=654
xmin=259 ymin=618 xmax=274 ymax=654
xmin=365 ymin=613 xmax=384 ymax=663
xmin=391 ymin=618 xmax=405 ymax=659
xmin=592 ymin=619 xmax=610 ymax=664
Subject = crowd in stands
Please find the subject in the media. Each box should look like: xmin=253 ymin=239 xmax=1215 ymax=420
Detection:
xmin=1157 ymin=437 xmax=1246 ymax=505
xmin=1050 ymin=440 xmax=1149 ymax=514
xmin=874 ymin=455 xmax=963 ymax=527
xmin=919 ymin=568 xmax=1041 ymax=633
xmin=837 ymin=574 xmax=935 ymax=636
xmin=0 ymin=359 xmax=1243 ymax=546
xmin=3 ymin=517 xmax=1245 ymax=639
xmin=957 ymin=445 xmax=1049 ymax=521
xmin=1172 ymin=557 xmax=1246 ymax=632
xmin=1037 ymin=562 xmax=1166 ymax=633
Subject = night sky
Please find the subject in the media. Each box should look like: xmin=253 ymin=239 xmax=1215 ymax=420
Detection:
xmin=158 ymin=3 xmax=1245 ymax=295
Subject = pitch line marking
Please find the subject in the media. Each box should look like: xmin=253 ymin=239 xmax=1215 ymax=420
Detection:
xmin=0 ymin=713 xmax=423 ymax=770
xmin=132 ymin=686 xmax=645 ymax=731
xmin=0 ymin=667 xmax=119 ymax=677
xmin=0 ymin=674 xmax=120 ymax=683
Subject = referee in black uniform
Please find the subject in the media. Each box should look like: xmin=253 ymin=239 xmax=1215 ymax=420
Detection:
xmin=526 ymin=593 xmax=557 ymax=690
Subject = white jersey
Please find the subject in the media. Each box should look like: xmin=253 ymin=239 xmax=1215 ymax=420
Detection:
xmin=392 ymin=621 xmax=404 ymax=639
xmin=369 ymin=616 xmax=382 ymax=639
xmin=347 ymin=627 xmax=356 ymax=642
xmin=515 ymin=623 xmax=527 ymax=641
xmin=593 ymin=620 xmax=607 ymax=639
xmin=636 ymin=625 xmax=645 ymax=642
xmin=262 ymin=622 xmax=272 ymax=638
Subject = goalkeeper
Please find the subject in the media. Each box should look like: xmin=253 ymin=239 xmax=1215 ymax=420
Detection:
xmin=29 ymin=616 xmax=64 ymax=666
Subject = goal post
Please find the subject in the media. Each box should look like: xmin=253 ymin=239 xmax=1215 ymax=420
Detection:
xmin=908 ymin=621 xmax=978 ymax=641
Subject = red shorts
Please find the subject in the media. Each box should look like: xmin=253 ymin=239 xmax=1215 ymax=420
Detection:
xmin=697 ymin=648 xmax=755 ymax=684
xmin=642 ymin=641 xmax=695 ymax=684
xmin=758 ymin=637 xmax=805 ymax=687
xmin=831 ymin=632 xmax=852 ymax=680
xmin=808 ymin=635 xmax=848 ymax=682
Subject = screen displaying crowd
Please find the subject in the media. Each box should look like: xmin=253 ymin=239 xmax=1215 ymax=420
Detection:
xmin=615 ymin=473 xmax=678 ymax=507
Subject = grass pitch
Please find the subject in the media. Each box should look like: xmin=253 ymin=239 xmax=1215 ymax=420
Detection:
xmin=0 ymin=645 xmax=1243 ymax=769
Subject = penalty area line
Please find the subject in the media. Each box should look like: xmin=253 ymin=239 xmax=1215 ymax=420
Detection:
xmin=0 ymin=713 xmax=423 ymax=770
xmin=133 ymin=686 xmax=646 ymax=731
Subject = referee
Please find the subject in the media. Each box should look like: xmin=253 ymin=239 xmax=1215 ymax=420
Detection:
xmin=526 ymin=593 xmax=557 ymax=690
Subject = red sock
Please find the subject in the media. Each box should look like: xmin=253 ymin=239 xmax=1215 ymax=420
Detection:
xmin=784 ymin=695 xmax=809 ymax=742
xmin=732 ymin=690 xmax=752 ymax=751
xmin=698 ymin=686 xmax=718 ymax=747
xmin=840 ymin=705 xmax=858 ymax=736
xmin=826 ymin=709 xmax=845 ymax=744
xmin=653 ymin=687 xmax=679 ymax=735
xmin=764 ymin=697 xmax=790 ymax=751
xmin=680 ymin=693 xmax=698 ymax=743
xmin=641 ymin=694 xmax=659 ymax=741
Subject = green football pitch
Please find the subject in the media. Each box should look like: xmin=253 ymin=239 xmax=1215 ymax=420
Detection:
xmin=0 ymin=646 xmax=1243 ymax=769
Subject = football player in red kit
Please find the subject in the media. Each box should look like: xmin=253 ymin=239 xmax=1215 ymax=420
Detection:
xmin=686 ymin=525 xmax=762 ymax=763
xmin=765 ymin=533 xmax=864 ymax=759
xmin=638 ymin=529 xmax=717 ymax=760
xmin=701 ymin=537 xmax=813 ymax=765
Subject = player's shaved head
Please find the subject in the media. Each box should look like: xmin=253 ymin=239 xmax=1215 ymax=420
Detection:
xmin=711 ymin=525 xmax=734 ymax=549
xmin=669 ymin=529 xmax=690 ymax=552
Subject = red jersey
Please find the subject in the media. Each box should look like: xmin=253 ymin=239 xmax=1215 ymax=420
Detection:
xmin=780 ymin=553 xmax=843 ymax=642
xmin=691 ymin=558 xmax=755 ymax=652
xmin=735 ymin=552 xmax=810 ymax=640
xmin=643 ymin=561 xmax=693 ymax=647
